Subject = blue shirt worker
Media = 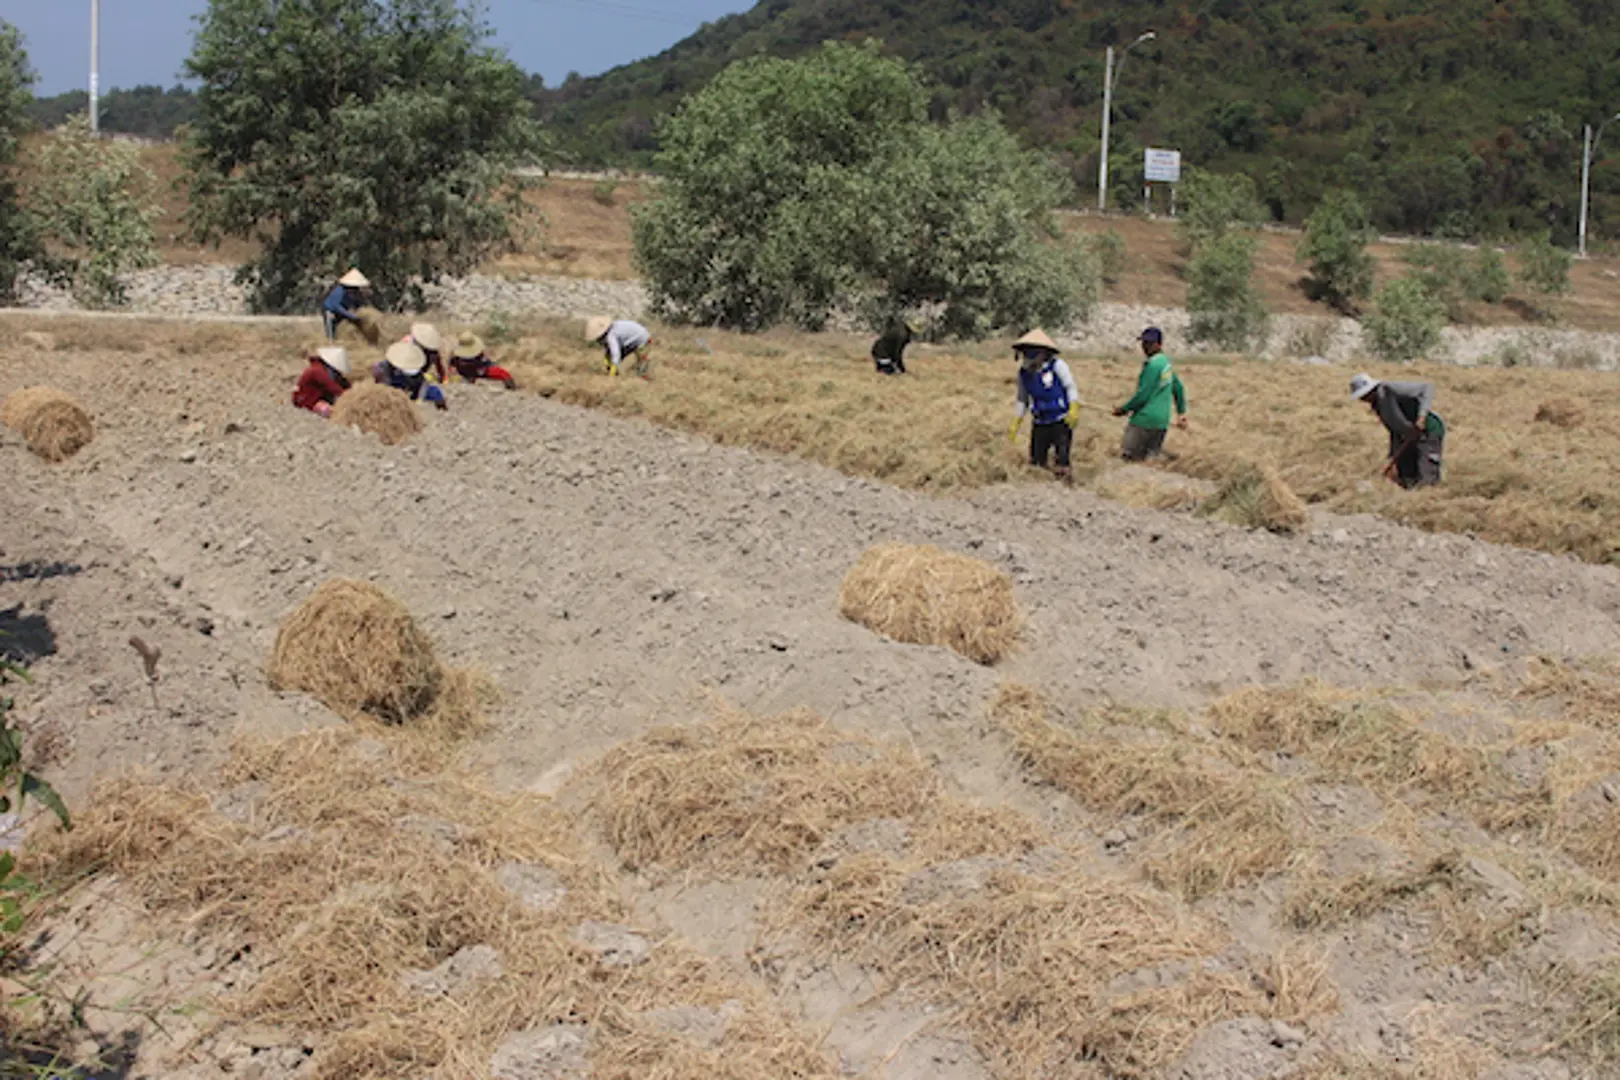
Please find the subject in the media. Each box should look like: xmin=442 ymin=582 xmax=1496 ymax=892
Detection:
xmin=586 ymin=316 xmax=653 ymax=377
xmin=1010 ymin=329 xmax=1081 ymax=483
xmin=321 ymin=268 xmax=370 ymax=341
xmin=373 ymin=340 xmax=448 ymax=411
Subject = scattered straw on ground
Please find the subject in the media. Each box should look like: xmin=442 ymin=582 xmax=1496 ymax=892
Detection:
xmin=267 ymin=578 xmax=485 ymax=737
xmin=837 ymin=543 xmax=1021 ymax=665
xmin=329 ymin=382 xmax=424 ymax=445
xmin=1535 ymin=397 xmax=1586 ymax=428
xmin=1200 ymin=461 xmax=1310 ymax=534
xmin=0 ymin=386 xmax=94 ymax=462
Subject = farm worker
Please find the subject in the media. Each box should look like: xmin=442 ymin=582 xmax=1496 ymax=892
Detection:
xmin=1113 ymin=327 xmax=1188 ymax=461
xmin=405 ymin=323 xmax=449 ymax=385
xmin=450 ymin=333 xmax=517 ymax=389
xmin=1009 ymin=329 xmax=1080 ymax=482
xmin=586 ymin=315 xmax=652 ymax=377
xmin=1349 ymin=373 xmax=1445 ymax=487
xmin=321 ymin=268 xmax=370 ymax=342
xmin=292 ymin=346 xmax=351 ymax=417
xmin=373 ymin=340 xmax=448 ymax=411
xmin=871 ymin=316 xmax=918 ymax=375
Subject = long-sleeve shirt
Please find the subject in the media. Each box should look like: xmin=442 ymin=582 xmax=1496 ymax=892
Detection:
xmin=1374 ymin=381 xmax=1439 ymax=453
xmin=1015 ymin=358 xmax=1078 ymax=422
xmin=603 ymin=320 xmax=650 ymax=366
xmin=322 ymin=284 xmax=360 ymax=321
xmin=292 ymin=360 xmax=349 ymax=411
xmin=872 ymin=322 xmax=911 ymax=373
xmin=1119 ymin=352 xmax=1187 ymax=430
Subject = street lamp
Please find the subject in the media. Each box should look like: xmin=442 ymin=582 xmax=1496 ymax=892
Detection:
xmin=1580 ymin=111 xmax=1620 ymax=256
xmin=1098 ymin=31 xmax=1156 ymax=212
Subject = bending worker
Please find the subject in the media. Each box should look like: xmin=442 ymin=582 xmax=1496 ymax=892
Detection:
xmin=292 ymin=346 xmax=350 ymax=417
xmin=871 ymin=316 xmax=917 ymax=375
xmin=1114 ymin=326 xmax=1187 ymax=461
xmin=374 ymin=341 xmax=448 ymax=411
xmin=321 ymin=268 xmax=370 ymax=341
xmin=1010 ymin=329 xmax=1080 ymax=483
xmin=1350 ymin=373 xmax=1444 ymax=487
xmin=586 ymin=316 xmax=652 ymax=377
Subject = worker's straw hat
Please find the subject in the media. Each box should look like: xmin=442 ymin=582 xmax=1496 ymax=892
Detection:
xmin=410 ymin=322 xmax=443 ymax=353
xmin=1012 ymin=329 xmax=1058 ymax=352
xmin=1349 ymin=373 xmax=1381 ymax=400
xmin=338 ymin=268 xmax=370 ymax=288
xmin=386 ymin=340 xmax=428 ymax=376
xmin=584 ymin=316 xmax=613 ymax=342
xmin=453 ymin=332 xmax=486 ymax=360
xmin=316 ymin=346 xmax=350 ymax=377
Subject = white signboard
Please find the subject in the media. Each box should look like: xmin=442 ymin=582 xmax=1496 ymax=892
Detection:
xmin=1144 ymin=148 xmax=1182 ymax=184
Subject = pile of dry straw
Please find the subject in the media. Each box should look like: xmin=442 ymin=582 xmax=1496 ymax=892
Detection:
xmin=330 ymin=382 xmax=423 ymax=445
xmin=1 ymin=386 xmax=94 ymax=462
xmin=838 ymin=543 xmax=1021 ymax=664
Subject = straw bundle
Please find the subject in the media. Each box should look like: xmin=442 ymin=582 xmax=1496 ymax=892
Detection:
xmin=330 ymin=382 xmax=423 ymax=445
xmin=1 ymin=386 xmax=94 ymax=462
xmin=351 ymin=306 xmax=385 ymax=346
xmin=1203 ymin=462 xmax=1309 ymax=534
xmin=838 ymin=544 xmax=1021 ymax=664
xmin=1535 ymin=397 xmax=1585 ymax=429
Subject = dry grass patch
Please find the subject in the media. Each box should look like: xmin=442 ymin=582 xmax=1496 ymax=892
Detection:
xmin=25 ymin=728 xmax=836 ymax=1080
xmin=329 ymin=382 xmax=425 ymax=445
xmin=1536 ymin=396 xmax=1587 ymax=428
xmin=1282 ymin=852 xmax=1467 ymax=930
xmin=268 ymin=579 xmax=488 ymax=738
xmin=838 ymin=543 xmax=1022 ymax=664
xmin=1561 ymin=963 xmax=1620 ymax=1068
xmin=1 ymin=386 xmax=94 ymax=462
xmin=1200 ymin=461 xmax=1311 ymax=534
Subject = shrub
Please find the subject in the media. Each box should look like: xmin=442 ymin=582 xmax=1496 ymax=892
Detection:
xmin=1089 ymin=228 xmax=1126 ymax=283
xmin=1401 ymin=243 xmax=1471 ymax=323
xmin=1298 ymin=190 xmax=1375 ymax=312
xmin=1364 ymin=276 xmax=1446 ymax=363
xmin=592 ymin=178 xmax=618 ymax=206
xmin=1179 ymin=168 xmax=1265 ymax=251
xmin=1517 ymin=232 xmax=1573 ymax=320
xmin=0 ymin=22 xmax=41 ymax=304
xmin=1188 ymin=231 xmax=1269 ymax=353
xmin=634 ymin=42 xmax=1093 ymax=336
xmin=1469 ymin=248 xmax=1511 ymax=304
xmin=26 ymin=113 xmax=159 ymax=307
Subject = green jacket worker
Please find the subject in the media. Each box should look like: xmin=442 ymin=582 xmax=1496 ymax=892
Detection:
xmin=1113 ymin=326 xmax=1187 ymax=461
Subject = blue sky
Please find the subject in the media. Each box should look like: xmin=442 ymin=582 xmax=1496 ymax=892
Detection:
xmin=2 ymin=0 xmax=753 ymax=96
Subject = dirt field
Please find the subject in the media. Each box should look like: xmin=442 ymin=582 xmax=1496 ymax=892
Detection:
xmin=5 ymin=315 xmax=1620 ymax=1079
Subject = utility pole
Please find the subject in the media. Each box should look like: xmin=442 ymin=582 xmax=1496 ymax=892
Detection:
xmin=89 ymin=0 xmax=100 ymax=135
xmin=1097 ymin=31 xmax=1155 ymax=213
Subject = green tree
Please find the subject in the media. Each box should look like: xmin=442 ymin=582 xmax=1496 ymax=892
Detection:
xmin=633 ymin=41 xmax=1094 ymax=335
xmin=1469 ymin=248 xmax=1511 ymax=304
xmin=1364 ymin=276 xmax=1446 ymax=363
xmin=1298 ymin=190 xmax=1375 ymax=313
xmin=1179 ymin=168 xmax=1265 ymax=251
xmin=27 ymin=114 xmax=160 ymax=308
xmin=1516 ymin=231 xmax=1573 ymax=320
xmin=1401 ymin=243 xmax=1470 ymax=323
xmin=0 ymin=21 xmax=40 ymax=304
xmin=1187 ymin=231 xmax=1269 ymax=353
xmin=182 ymin=0 xmax=545 ymax=312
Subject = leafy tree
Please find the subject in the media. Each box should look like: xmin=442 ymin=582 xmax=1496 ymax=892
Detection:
xmin=1298 ymin=190 xmax=1375 ymax=313
xmin=28 ymin=84 xmax=197 ymax=139
xmin=1401 ymin=243 xmax=1470 ymax=323
xmin=1187 ymin=231 xmax=1268 ymax=353
xmin=1179 ymin=168 xmax=1264 ymax=251
xmin=634 ymin=41 xmax=1094 ymax=336
xmin=182 ymin=0 xmax=546 ymax=313
xmin=1364 ymin=276 xmax=1445 ymax=363
xmin=27 ymin=114 xmax=160 ymax=308
xmin=1516 ymin=231 xmax=1573 ymax=320
xmin=0 ymin=21 xmax=39 ymax=304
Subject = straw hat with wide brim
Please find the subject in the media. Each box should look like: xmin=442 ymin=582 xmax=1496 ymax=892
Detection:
xmin=386 ymin=340 xmax=428 ymax=376
xmin=316 ymin=346 xmax=351 ymax=377
xmin=1013 ymin=329 xmax=1058 ymax=352
xmin=584 ymin=316 xmax=613 ymax=342
xmin=453 ymin=333 xmax=486 ymax=360
xmin=338 ymin=268 xmax=370 ymax=288
xmin=409 ymin=323 xmax=443 ymax=353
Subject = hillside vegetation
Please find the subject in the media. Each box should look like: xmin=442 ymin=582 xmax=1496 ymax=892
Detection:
xmin=535 ymin=0 xmax=1620 ymax=244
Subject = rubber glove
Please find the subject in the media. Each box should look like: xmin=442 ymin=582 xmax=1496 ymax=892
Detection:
xmin=1007 ymin=416 xmax=1022 ymax=444
xmin=1065 ymin=402 xmax=1080 ymax=428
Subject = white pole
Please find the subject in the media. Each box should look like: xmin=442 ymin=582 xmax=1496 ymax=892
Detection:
xmin=1581 ymin=124 xmax=1592 ymax=257
xmin=89 ymin=0 xmax=100 ymax=134
xmin=1098 ymin=46 xmax=1114 ymax=212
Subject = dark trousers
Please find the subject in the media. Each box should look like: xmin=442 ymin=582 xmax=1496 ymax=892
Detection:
xmin=1121 ymin=423 xmax=1168 ymax=461
xmin=1030 ymin=422 xmax=1072 ymax=469
xmin=1395 ymin=433 xmax=1444 ymax=487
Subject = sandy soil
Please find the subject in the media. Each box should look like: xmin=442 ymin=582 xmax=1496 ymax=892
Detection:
xmin=4 ymin=321 xmax=1620 ymax=1078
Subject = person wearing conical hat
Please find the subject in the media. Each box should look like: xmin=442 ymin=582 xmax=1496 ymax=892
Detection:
xmin=1009 ymin=329 xmax=1080 ymax=483
xmin=321 ymin=268 xmax=370 ymax=342
xmin=292 ymin=345 xmax=352 ymax=417
xmin=1113 ymin=327 xmax=1187 ymax=461
xmin=372 ymin=340 xmax=448 ymax=410
xmin=395 ymin=322 xmax=449 ymax=385
xmin=586 ymin=315 xmax=652 ymax=378
xmin=449 ymin=332 xmax=517 ymax=389
xmin=871 ymin=315 xmax=920 ymax=375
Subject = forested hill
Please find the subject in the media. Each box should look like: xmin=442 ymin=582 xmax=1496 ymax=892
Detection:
xmin=533 ymin=0 xmax=1620 ymax=240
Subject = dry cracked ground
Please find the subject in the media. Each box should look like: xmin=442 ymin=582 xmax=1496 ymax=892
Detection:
xmin=3 ymin=318 xmax=1620 ymax=1080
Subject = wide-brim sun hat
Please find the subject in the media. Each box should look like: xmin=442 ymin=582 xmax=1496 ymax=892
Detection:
xmin=453 ymin=333 xmax=485 ymax=360
xmin=1349 ymin=372 xmax=1380 ymax=400
xmin=584 ymin=316 xmax=613 ymax=342
xmin=338 ymin=268 xmax=369 ymax=288
xmin=1013 ymin=329 xmax=1058 ymax=352
xmin=316 ymin=345 xmax=350 ymax=377
xmin=410 ymin=322 xmax=443 ymax=353
xmin=386 ymin=340 xmax=428 ymax=376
